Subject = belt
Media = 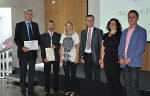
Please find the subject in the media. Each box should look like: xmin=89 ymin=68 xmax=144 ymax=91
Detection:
xmin=84 ymin=52 xmax=92 ymax=56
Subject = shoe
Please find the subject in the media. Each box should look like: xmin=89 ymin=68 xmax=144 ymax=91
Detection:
xmin=21 ymin=90 xmax=26 ymax=96
xmin=54 ymin=91 xmax=60 ymax=95
xmin=44 ymin=91 xmax=50 ymax=96
xmin=65 ymin=92 xmax=71 ymax=96
xmin=21 ymin=92 xmax=26 ymax=96
xmin=70 ymin=92 xmax=75 ymax=96
xmin=28 ymin=91 xmax=38 ymax=96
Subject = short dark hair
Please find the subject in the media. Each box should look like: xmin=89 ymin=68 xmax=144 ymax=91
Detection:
xmin=86 ymin=15 xmax=94 ymax=20
xmin=48 ymin=20 xmax=55 ymax=25
xmin=128 ymin=10 xmax=139 ymax=17
xmin=106 ymin=18 xmax=122 ymax=32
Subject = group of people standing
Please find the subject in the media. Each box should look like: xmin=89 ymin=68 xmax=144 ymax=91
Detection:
xmin=14 ymin=8 xmax=147 ymax=96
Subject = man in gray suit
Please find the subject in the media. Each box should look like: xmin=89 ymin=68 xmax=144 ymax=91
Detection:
xmin=79 ymin=15 xmax=103 ymax=96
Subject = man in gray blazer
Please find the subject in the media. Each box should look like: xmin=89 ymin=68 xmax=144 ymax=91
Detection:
xmin=79 ymin=15 xmax=103 ymax=96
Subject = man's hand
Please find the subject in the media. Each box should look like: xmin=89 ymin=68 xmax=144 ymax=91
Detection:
xmin=51 ymin=45 xmax=56 ymax=49
xmin=44 ymin=58 xmax=49 ymax=63
xmin=99 ymin=59 xmax=101 ymax=65
xmin=22 ymin=47 xmax=29 ymax=52
xmin=119 ymin=57 xmax=124 ymax=64
xmin=124 ymin=58 xmax=131 ymax=65
xmin=80 ymin=56 xmax=85 ymax=64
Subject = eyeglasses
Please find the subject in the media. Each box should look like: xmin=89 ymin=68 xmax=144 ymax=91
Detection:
xmin=128 ymin=16 xmax=138 ymax=19
xmin=86 ymin=20 xmax=94 ymax=22
xmin=109 ymin=23 xmax=116 ymax=25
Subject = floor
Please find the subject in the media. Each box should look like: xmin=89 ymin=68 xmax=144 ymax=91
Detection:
xmin=0 ymin=79 xmax=74 ymax=96
xmin=0 ymin=79 xmax=150 ymax=96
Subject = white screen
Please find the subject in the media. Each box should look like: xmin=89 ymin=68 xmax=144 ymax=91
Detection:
xmin=100 ymin=0 xmax=150 ymax=41
xmin=0 ymin=8 xmax=12 ymax=47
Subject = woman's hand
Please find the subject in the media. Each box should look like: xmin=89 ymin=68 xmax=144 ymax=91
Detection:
xmin=44 ymin=58 xmax=49 ymax=63
xmin=60 ymin=57 xmax=63 ymax=64
xmin=74 ymin=57 xmax=79 ymax=64
xmin=100 ymin=61 xmax=104 ymax=68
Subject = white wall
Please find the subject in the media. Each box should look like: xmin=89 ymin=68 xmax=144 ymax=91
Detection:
xmin=0 ymin=0 xmax=45 ymax=67
xmin=88 ymin=0 xmax=100 ymax=28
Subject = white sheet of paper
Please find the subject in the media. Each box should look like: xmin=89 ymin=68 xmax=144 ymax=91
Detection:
xmin=45 ymin=48 xmax=55 ymax=61
xmin=24 ymin=40 xmax=38 ymax=50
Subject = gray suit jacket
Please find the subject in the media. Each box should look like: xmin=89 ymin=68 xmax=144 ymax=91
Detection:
xmin=79 ymin=27 xmax=103 ymax=64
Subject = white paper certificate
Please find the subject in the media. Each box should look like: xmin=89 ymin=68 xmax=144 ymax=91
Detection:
xmin=24 ymin=40 xmax=39 ymax=50
xmin=45 ymin=48 xmax=55 ymax=61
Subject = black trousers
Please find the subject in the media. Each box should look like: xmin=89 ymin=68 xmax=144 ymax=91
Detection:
xmin=83 ymin=53 xmax=102 ymax=96
xmin=44 ymin=61 xmax=60 ymax=93
xmin=63 ymin=61 xmax=77 ymax=92
xmin=104 ymin=55 xmax=121 ymax=96
xmin=19 ymin=52 xmax=36 ymax=93
xmin=123 ymin=65 xmax=140 ymax=96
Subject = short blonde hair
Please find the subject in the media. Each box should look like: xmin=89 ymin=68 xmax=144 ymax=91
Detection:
xmin=64 ymin=21 xmax=76 ymax=34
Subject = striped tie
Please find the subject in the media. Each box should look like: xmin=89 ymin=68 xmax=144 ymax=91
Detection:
xmin=86 ymin=29 xmax=91 ymax=50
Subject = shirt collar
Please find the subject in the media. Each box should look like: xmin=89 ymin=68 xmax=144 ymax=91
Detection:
xmin=129 ymin=24 xmax=137 ymax=30
xmin=48 ymin=30 xmax=54 ymax=36
xmin=88 ymin=27 xmax=94 ymax=31
xmin=25 ymin=20 xmax=31 ymax=24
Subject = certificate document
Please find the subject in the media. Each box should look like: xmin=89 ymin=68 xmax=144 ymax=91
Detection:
xmin=45 ymin=48 xmax=55 ymax=61
xmin=24 ymin=40 xmax=39 ymax=50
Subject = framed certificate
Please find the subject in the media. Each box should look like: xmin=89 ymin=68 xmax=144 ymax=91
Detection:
xmin=24 ymin=40 xmax=39 ymax=50
xmin=45 ymin=48 xmax=55 ymax=61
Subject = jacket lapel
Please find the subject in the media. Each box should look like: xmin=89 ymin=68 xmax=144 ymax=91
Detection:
xmin=84 ymin=29 xmax=88 ymax=48
xmin=91 ymin=27 xmax=96 ymax=41
xmin=31 ymin=21 xmax=35 ymax=39
xmin=127 ymin=25 xmax=139 ymax=52
xmin=23 ymin=21 xmax=29 ymax=40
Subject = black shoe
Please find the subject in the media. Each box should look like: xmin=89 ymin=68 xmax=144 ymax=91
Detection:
xmin=54 ymin=91 xmax=60 ymax=95
xmin=44 ymin=91 xmax=50 ymax=96
xmin=65 ymin=92 xmax=72 ymax=96
xmin=21 ymin=92 xmax=26 ymax=96
xmin=28 ymin=91 xmax=38 ymax=96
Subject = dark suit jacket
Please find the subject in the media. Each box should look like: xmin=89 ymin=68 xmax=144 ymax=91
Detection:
xmin=79 ymin=27 xmax=103 ymax=64
xmin=14 ymin=21 xmax=40 ymax=57
xmin=40 ymin=32 xmax=61 ymax=61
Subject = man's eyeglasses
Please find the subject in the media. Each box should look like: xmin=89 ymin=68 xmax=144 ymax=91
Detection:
xmin=128 ymin=16 xmax=138 ymax=19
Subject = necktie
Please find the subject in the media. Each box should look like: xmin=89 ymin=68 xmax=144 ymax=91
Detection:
xmin=27 ymin=23 xmax=33 ymax=40
xmin=86 ymin=29 xmax=91 ymax=50
xmin=49 ymin=32 xmax=53 ymax=47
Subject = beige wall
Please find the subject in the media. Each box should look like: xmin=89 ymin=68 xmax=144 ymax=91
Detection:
xmin=0 ymin=0 xmax=45 ymax=67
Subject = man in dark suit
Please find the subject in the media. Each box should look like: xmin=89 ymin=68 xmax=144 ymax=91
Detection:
xmin=79 ymin=15 xmax=103 ymax=96
xmin=40 ymin=20 xmax=61 ymax=96
xmin=14 ymin=9 xmax=40 ymax=96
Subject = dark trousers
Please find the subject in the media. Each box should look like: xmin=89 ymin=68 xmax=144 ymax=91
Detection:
xmin=63 ymin=61 xmax=77 ymax=92
xmin=44 ymin=61 xmax=60 ymax=93
xmin=104 ymin=55 xmax=121 ymax=96
xmin=83 ymin=53 xmax=102 ymax=96
xmin=123 ymin=65 xmax=140 ymax=96
xmin=19 ymin=52 xmax=36 ymax=93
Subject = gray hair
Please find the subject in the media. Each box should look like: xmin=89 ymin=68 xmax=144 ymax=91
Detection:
xmin=24 ymin=8 xmax=32 ymax=13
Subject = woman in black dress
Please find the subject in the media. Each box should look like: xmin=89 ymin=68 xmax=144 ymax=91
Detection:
xmin=101 ymin=18 xmax=122 ymax=96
